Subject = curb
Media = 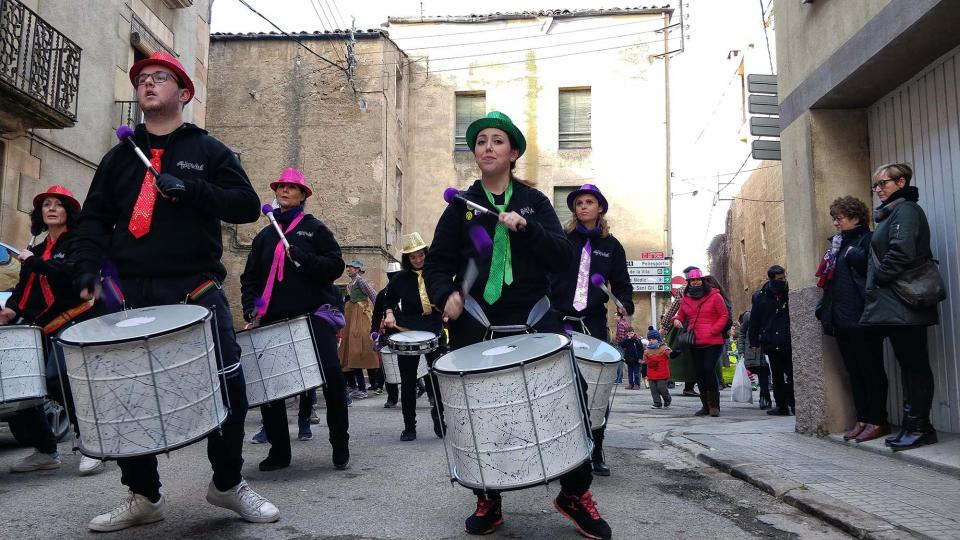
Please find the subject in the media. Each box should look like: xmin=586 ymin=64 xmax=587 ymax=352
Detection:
xmin=665 ymin=434 xmax=922 ymax=540
xmin=825 ymin=433 xmax=960 ymax=480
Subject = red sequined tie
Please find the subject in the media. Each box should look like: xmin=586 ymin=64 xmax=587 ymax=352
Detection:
xmin=128 ymin=149 xmax=164 ymax=239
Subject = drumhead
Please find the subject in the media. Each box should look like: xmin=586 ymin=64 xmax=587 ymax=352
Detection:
xmin=58 ymin=305 xmax=211 ymax=346
xmin=434 ymin=333 xmax=569 ymax=374
xmin=388 ymin=331 xmax=436 ymax=345
xmin=569 ymin=331 xmax=622 ymax=364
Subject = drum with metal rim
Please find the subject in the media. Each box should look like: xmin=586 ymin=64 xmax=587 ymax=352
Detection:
xmin=0 ymin=325 xmax=46 ymax=404
xmin=387 ymin=330 xmax=438 ymax=356
xmin=380 ymin=345 xmax=429 ymax=385
xmin=433 ymin=333 xmax=592 ymax=492
xmin=237 ymin=315 xmax=325 ymax=407
xmin=568 ymin=331 xmax=622 ymax=429
xmin=56 ymin=305 xmax=228 ymax=459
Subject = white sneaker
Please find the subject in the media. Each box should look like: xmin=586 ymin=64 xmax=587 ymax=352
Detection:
xmin=205 ymin=479 xmax=280 ymax=523
xmin=78 ymin=455 xmax=105 ymax=476
xmin=88 ymin=492 xmax=165 ymax=532
xmin=10 ymin=451 xmax=60 ymax=473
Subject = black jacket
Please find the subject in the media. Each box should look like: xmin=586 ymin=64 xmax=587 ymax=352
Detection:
xmin=384 ymin=269 xmax=444 ymax=334
xmin=550 ymin=230 xmax=634 ymax=317
xmin=818 ymin=225 xmax=871 ymax=330
xmin=240 ymin=209 xmax=344 ymax=325
xmin=748 ymin=281 xmax=791 ymax=351
xmin=621 ymin=336 xmax=642 ymax=362
xmin=5 ymin=231 xmax=84 ymax=326
xmin=371 ymin=288 xmax=389 ymax=335
xmin=424 ymin=179 xmax=575 ymax=321
xmin=74 ymin=123 xmax=259 ymax=281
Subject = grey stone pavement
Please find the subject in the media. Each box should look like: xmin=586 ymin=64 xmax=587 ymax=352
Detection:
xmin=0 ymin=383 xmax=855 ymax=539
xmin=658 ymin=390 xmax=960 ymax=540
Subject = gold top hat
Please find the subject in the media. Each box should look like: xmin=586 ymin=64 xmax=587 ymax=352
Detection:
xmin=400 ymin=232 xmax=428 ymax=254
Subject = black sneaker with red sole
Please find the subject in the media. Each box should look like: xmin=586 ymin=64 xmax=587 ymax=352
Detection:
xmin=554 ymin=490 xmax=612 ymax=540
xmin=465 ymin=496 xmax=503 ymax=535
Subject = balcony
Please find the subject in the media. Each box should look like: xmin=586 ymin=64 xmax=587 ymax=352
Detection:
xmin=0 ymin=0 xmax=81 ymax=130
xmin=116 ymin=100 xmax=142 ymax=128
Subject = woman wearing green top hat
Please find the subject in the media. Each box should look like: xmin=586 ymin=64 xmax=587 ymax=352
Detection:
xmin=425 ymin=111 xmax=612 ymax=540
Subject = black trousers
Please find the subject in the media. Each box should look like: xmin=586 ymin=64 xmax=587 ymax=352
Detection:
xmin=750 ymin=362 xmax=771 ymax=399
xmin=115 ymin=276 xmax=248 ymax=500
xmin=834 ymin=328 xmax=888 ymax=425
xmin=453 ymin=309 xmax=594 ymax=499
xmin=872 ymin=325 xmax=935 ymax=420
xmin=385 ymin=382 xmax=399 ymax=404
xmin=398 ymin=350 xmax=441 ymax=431
xmin=691 ymin=345 xmax=723 ymax=393
xmin=8 ymin=342 xmax=78 ymax=455
xmin=765 ymin=348 xmax=795 ymax=411
xmin=261 ymin=316 xmax=349 ymax=463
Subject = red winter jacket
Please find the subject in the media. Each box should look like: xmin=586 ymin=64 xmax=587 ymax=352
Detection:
xmin=672 ymin=288 xmax=729 ymax=346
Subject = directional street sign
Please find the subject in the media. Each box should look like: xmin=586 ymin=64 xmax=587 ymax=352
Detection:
xmin=750 ymin=116 xmax=781 ymax=137
xmin=747 ymin=73 xmax=778 ymax=95
xmin=628 ymin=267 xmax=670 ymax=276
xmin=748 ymin=94 xmax=779 ymax=115
xmin=630 ymin=275 xmax=671 ymax=285
xmin=639 ymin=251 xmax=665 ymax=260
xmin=752 ymin=139 xmax=782 ymax=161
xmin=627 ymin=259 xmax=671 ymax=268
xmin=633 ymin=284 xmax=670 ymax=292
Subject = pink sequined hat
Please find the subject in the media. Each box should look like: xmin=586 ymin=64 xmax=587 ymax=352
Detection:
xmin=270 ymin=168 xmax=313 ymax=198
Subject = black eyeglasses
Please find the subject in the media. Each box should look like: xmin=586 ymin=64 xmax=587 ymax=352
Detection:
xmin=134 ymin=71 xmax=180 ymax=86
xmin=872 ymin=178 xmax=898 ymax=190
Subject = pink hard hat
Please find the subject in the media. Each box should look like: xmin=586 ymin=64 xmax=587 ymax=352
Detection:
xmin=270 ymin=168 xmax=313 ymax=198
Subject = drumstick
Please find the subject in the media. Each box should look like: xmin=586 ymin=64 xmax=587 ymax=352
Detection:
xmin=261 ymin=203 xmax=301 ymax=268
xmin=116 ymin=125 xmax=160 ymax=178
xmin=591 ymin=273 xmax=627 ymax=314
xmin=443 ymin=187 xmax=499 ymax=217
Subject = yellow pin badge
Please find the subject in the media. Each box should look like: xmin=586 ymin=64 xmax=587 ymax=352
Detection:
xmin=466 ymin=211 xmax=473 ymax=220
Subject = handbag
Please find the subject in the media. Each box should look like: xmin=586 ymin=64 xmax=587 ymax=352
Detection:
xmin=871 ymin=249 xmax=946 ymax=308
xmin=674 ymin=302 xmax=704 ymax=352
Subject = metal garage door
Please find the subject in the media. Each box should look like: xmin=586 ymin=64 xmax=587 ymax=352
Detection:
xmin=867 ymin=44 xmax=960 ymax=433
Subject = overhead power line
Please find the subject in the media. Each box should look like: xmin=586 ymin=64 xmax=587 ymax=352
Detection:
xmin=236 ymin=0 xmax=346 ymax=72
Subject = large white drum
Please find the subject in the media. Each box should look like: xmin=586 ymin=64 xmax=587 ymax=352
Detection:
xmin=569 ymin=331 xmax=622 ymax=430
xmin=433 ymin=333 xmax=592 ymax=491
xmin=237 ymin=315 xmax=325 ymax=407
xmin=57 ymin=305 xmax=227 ymax=459
xmin=0 ymin=325 xmax=46 ymax=404
xmin=379 ymin=346 xmax=429 ymax=385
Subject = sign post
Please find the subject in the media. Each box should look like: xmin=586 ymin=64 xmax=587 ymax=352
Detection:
xmin=629 ymin=253 xmax=671 ymax=329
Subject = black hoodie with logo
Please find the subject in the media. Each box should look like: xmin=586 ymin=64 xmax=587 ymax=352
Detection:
xmin=74 ymin=123 xmax=259 ymax=281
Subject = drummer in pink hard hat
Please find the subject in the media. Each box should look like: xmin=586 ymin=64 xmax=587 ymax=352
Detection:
xmin=240 ymin=167 xmax=351 ymax=472
xmin=71 ymin=51 xmax=279 ymax=531
xmin=1 ymin=185 xmax=104 ymax=477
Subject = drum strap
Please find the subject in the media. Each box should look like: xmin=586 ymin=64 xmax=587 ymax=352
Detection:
xmin=43 ymin=300 xmax=94 ymax=336
xmin=185 ymin=279 xmax=219 ymax=303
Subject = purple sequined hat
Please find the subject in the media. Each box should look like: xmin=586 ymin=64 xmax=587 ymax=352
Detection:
xmin=566 ymin=184 xmax=609 ymax=213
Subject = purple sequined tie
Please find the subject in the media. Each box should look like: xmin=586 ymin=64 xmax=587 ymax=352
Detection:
xmin=573 ymin=239 xmax=591 ymax=311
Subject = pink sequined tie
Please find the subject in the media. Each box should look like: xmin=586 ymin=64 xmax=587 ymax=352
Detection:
xmin=128 ymin=149 xmax=164 ymax=239
xmin=573 ymin=239 xmax=591 ymax=311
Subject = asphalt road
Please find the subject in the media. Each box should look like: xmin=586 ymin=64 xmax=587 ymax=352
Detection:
xmin=0 ymin=386 xmax=847 ymax=539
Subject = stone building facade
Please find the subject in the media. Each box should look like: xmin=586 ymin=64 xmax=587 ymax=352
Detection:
xmin=0 ymin=0 xmax=213 ymax=250
xmin=724 ymin=162 xmax=785 ymax=317
xmin=775 ymin=0 xmax=960 ymax=434
xmin=206 ymin=31 xmax=410 ymax=311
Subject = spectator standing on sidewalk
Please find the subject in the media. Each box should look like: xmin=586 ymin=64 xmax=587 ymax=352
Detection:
xmin=737 ymin=310 xmax=771 ymax=409
xmin=672 ymin=268 xmax=728 ymax=417
xmin=861 ymin=163 xmax=940 ymax=451
xmin=621 ymin=328 xmax=643 ymax=389
xmin=816 ymin=196 xmax=890 ymax=442
xmin=749 ymin=265 xmax=794 ymax=416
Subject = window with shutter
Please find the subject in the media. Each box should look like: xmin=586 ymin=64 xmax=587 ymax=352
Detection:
xmin=559 ymin=88 xmax=592 ymax=149
xmin=553 ymin=186 xmax=578 ymax=225
xmin=455 ymin=93 xmax=486 ymax=151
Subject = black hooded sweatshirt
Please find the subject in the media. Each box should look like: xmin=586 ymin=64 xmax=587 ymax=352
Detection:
xmin=240 ymin=208 xmax=345 ymax=325
xmin=74 ymin=123 xmax=259 ymax=281
xmin=424 ymin=179 xmax=575 ymax=321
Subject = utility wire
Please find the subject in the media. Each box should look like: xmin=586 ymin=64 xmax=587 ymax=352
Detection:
xmin=759 ymin=0 xmax=775 ymax=74
xmin=235 ymin=0 xmax=346 ymax=72
xmin=305 ymin=0 xmax=347 ymax=66
xmin=692 ymin=64 xmax=741 ymax=145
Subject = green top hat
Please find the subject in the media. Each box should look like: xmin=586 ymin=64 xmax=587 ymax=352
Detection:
xmin=465 ymin=111 xmax=527 ymax=158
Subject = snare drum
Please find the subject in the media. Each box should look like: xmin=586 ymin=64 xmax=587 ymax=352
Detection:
xmin=568 ymin=331 xmax=622 ymax=429
xmin=236 ymin=315 xmax=325 ymax=407
xmin=387 ymin=331 xmax=438 ymax=356
xmin=380 ymin=345 xmax=428 ymax=385
xmin=0 ymin=325 xmax=46 ymax=404
xmin=433 ymin=333 xmax=592 ymax=491
xmin=56 ymin=305 xmax=228 ymax=459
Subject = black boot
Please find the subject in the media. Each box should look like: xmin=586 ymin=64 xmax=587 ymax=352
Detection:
xmin=694 ymin=394 xmax=709 ymax=416
xmin=887 ymin=416 xmax=938 ymax=451
xmin=591 ymin=438 xmax=610 ymax=476
xmin=758 ymin=393 xmax=771 ymax=410
xmin=885 ymin=404 xmax=910 ymax=445
xmin=431 ymin=405 xmax=446 ymax=438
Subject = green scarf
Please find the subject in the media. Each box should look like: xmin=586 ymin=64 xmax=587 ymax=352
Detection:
xmin=482 ymin=181 xmax=514 ymax=304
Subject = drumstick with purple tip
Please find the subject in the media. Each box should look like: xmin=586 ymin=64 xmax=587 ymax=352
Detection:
xmin=261 ymin=203 xmax=301 ymax=267
xmin=591 ymin=273 xmax=628 ymax=316
xmin=116 ymin=125 xmax=177 ymax=201
xmin=443 ymin=187 xmax=499 ymax=217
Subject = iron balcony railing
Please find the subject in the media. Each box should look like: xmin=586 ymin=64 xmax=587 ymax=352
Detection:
xmin=116 ymin=100 xmax=142 ymax=128
xmin=0 ymin=0 xmax=81 ymax=125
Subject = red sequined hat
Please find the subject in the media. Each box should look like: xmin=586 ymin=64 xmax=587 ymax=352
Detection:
xmin=129 ymin=51 xmax=195 ymax=102
xmin=33 ymin=185 xmax=81 ymax=213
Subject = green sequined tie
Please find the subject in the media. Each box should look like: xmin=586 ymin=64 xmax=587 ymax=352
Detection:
xmin=482 ymin=182 xmax=514 ymax=304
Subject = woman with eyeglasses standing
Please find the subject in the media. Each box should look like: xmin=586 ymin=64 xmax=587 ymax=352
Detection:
xmin=860 ymin=163 xmax=939 ymax=450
